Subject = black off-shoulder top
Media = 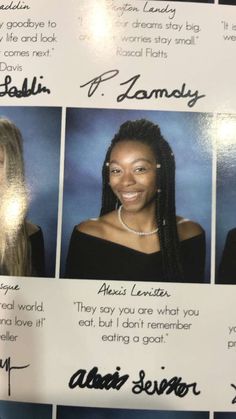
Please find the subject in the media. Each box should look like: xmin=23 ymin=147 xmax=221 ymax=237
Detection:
xmin=65 ymin=228 xmax=205 ymax=283
xmin=217 ymin=228 xmax=236 ymax=284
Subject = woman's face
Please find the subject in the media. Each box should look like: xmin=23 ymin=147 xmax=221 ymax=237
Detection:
xmin=109 ymin=140 xmax=157 ymax=212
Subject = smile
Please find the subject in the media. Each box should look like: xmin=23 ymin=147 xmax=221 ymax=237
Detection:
xmin=120 ymin=191 xmax=140 ymax=201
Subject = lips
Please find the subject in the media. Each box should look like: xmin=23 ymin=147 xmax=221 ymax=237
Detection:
xmin=119 ymin=191 xmax=141 ymax=202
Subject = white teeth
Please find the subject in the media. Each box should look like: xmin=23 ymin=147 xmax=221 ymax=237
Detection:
xmin=121 ymin=192 xmax=138 ymax=199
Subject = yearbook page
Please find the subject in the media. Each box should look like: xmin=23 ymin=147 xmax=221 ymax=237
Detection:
xmin=0 ymin=1 xmax=236 ymax=419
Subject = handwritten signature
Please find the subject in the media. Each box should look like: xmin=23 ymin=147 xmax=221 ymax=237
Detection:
xmin=80 ymin=69 xmax=205 ymax=108
xmin=231 ymin=383 xmax=236 ymax=404
xmin=69 ymin=366 xmax=129 ymax=390
xmin=132 ymin=369 xmax=200 ymax=397
xmin=0 ymin=356 xmax=30 ymax=396
xmin=0 ymin=75 xmax=50 ymax=98
xmin=68 ymin=365 xmax=200 ymax=398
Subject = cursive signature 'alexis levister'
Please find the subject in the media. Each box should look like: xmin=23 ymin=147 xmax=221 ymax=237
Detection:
xmin=97 ymin=282 xmax=171 ymax=298
xmin=0 ymin=356 xmax=30 ymax=396
xmin=80 ymin=69 xmax=205 ymax=108
xmin=68 ymin=365 xmax=201 ymax=398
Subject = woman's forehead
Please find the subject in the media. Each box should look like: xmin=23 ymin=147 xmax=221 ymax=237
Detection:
xmin=110 ymin=140 xmax=155 ymax=161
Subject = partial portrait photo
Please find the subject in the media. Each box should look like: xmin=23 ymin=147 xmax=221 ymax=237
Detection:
xmin=0 ymin=400 xmax=52 ymax=419
xmin=57 ymin=405 xmax=209 ymax=419
xmin=219 ymin=1 xmax=236 ymax=5
xmin=61 ymin=108 xmax=212 ymax=283
xmin=0 ymin=107 xmax=61 ymax=278
xmin=169 ymin=0 xmax=213 ymax=2
xmin=216 ymin=114 xmax=236 ymax=284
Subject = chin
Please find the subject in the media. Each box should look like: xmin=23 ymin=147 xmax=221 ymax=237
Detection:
xmin=123 ymin=198 xmax=156 ymax=213
xmin=121 ymin=201 xmax=145 ymax=212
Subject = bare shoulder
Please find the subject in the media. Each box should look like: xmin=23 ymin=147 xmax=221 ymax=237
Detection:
xmin=76 ymin=211 xmax=118 ymax=239
xmin=177 ymin=217 xmax=204 ymax=242
xmin=26 ymin=221 xmax=40 ymax=237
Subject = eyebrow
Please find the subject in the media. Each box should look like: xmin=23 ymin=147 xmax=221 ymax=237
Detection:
xmin=110 ymin=158 xmax=154 ymax=165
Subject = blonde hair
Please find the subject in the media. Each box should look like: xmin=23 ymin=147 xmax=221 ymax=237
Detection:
xmin=0 ymin=118 xmax=31 ymax=276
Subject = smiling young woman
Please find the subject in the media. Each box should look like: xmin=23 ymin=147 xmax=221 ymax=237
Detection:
xmin=65 ymin=119 xmax=205 ymax=283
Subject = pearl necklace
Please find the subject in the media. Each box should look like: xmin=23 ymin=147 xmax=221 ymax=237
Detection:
xmin=118 ymin=205 xmax=158 ymax=236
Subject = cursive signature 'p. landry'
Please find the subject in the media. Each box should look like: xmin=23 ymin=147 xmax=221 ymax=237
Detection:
xmin=80 ymin=69 xmax=205 ymax=108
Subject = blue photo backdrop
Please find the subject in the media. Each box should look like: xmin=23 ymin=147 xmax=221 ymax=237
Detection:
xmin=0 ymin=106 xmax=61 ymax=277
xmin=61 ymin=108 xmax=212 ymax=281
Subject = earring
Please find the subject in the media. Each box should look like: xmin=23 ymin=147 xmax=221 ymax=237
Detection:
xmin=156 ymin=163 xmax=161 ymax=169
xmin=105 ymin=162 xmax=109 ymax=167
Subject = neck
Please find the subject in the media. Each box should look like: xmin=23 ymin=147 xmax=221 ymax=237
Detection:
xmin=121 ymin=203 xmax=157 ymax=232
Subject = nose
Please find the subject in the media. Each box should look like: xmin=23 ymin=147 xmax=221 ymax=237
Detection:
xmin=120 ymin=170 xmax=136 ymax=187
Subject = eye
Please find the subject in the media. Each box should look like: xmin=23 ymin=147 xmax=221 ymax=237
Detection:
xmin=134 ymin=166 xmax=148 ymax=173
xmin=110 ymin=167 xmax=122 ymax=176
